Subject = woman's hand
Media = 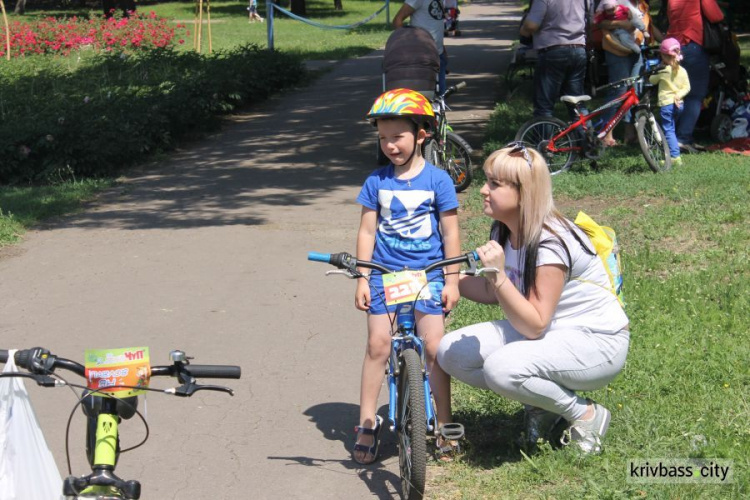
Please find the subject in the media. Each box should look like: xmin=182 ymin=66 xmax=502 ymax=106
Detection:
xmin=476 ymin=240 xmax=507 ymax=288
xmin=441 ymin=283 xmax=460 ymax=312
xmin=355 ymin=279 xmax=370 ymax=311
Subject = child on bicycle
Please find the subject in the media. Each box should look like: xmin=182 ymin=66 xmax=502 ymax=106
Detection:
xmin=353 ymin=88 xmax=461 ymax=464
xmin=649 ymin=38 xmax=690 ymax=167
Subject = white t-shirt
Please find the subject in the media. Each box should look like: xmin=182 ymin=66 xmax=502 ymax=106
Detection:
xmin=503 ymin=220 xmax=628 ymax=334
xmin=406 ymin=0 xmax=445 ymax=53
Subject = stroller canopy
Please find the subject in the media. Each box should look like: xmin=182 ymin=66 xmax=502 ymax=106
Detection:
xmin=383 ymin=27 xmax=439 ymax=96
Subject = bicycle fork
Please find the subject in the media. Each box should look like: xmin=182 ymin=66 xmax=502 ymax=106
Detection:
xmin=387 ymin=345 xmax=436 ymax=433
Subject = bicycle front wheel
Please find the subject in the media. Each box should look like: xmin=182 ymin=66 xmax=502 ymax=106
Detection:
xmin=635 ymin=111 xmax=671 ymax=172
xmin=515 ymin=117 xmax=577 ymax=175
xmin=398 ymin=348 xmax=427 ymax=500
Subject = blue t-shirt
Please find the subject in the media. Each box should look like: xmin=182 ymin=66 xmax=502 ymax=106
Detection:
xmin=356 ymin=162 xmax=459 ymax=271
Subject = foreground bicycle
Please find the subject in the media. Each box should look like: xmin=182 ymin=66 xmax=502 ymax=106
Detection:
xmin=424 ymin=82 xmax=474 ymax=192
xmin=515 ymin=52 xmax=669 ymax=174
xmin=0 ymin=347 xmax=241 ymax=499
xmin=308 ymin=250 xmax=493 ymax=499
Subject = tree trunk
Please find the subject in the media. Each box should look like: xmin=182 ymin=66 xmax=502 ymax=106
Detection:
xmin=290 ymin=0 xmax=306 ymax=16
xmin=334 ymin=0 xmax=342 ymax=11
xmin=14 ymin=0 xmax=26 ymax=15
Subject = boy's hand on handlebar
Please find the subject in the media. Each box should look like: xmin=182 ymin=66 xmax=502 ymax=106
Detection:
xmin=442 ymin=283 xmax=460 ymax=312
xmin=355 ymin=279 xmax=371 ymax=311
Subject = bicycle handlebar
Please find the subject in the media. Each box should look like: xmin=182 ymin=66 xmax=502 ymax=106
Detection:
xmin=307 ymin=251 xmax=480 ymax=275
xmin=0 ymin=348 xmax=241 ymax=381
xmin=439 ymin=81 xmax=467 ymax=101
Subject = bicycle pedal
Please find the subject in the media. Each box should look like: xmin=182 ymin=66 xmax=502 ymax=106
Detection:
xmin=439 ymin=422 xmax=465 ymax=440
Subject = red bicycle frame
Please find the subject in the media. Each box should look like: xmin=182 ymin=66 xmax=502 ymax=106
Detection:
xmin=547 ymin=85 xmax=641 ymax=154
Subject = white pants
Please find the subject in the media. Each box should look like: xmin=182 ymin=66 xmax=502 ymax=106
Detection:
xmin=437 ymin=320 xmax=629 ymax=421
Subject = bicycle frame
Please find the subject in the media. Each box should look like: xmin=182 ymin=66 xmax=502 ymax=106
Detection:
xmin=547 ymin=83 xmax=642 ymax=155
xmin=387 ymin=303 xmax=435 ymax=433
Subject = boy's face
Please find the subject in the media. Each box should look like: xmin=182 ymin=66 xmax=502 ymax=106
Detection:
xmin=377 ymin=118 xmax=425 ymax=166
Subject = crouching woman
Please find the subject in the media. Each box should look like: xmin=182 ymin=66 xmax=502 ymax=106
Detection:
xmin=437 ymin=143 xmax=629 ymax=454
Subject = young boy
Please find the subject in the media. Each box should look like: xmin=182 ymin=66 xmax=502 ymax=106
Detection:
xmin=352 ymin=88 xmax=461 ymax=464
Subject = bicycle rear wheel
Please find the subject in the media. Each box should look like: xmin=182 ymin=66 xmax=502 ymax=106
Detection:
xmin=398 ymin=348 xmax=427 ymax=500
xmin=635 ymin=111 xmax=671 ymax=172
xmin=425 ymin=132 xmax=473 ymax=192
xmin=515 ymin=117 xmax=577 ymax=175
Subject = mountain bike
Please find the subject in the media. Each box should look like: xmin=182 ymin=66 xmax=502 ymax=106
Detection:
xmin=308 ymin=250 xmax=494 ymax=499
xmin=515 ymin=58 xmax=670 ymax=174
xmin=424 ymin=82 xmax=474 ymax=192
xmin=0 ymin=347 xmax=241 ymax=499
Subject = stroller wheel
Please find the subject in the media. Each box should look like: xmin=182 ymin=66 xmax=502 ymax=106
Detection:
xmin=710 ymin=113 xmax=733 ymax=143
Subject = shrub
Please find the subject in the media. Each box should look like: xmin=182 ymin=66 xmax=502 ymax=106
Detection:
xmin=0 ymin=45 xmax=307 ymax=184
xmin=0 ymin=12 xmax=187 ymax=58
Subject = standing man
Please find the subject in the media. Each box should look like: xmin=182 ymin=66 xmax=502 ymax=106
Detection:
xmin=520 ymin=0 xmax=589 ymax=117
xmin=393 ymin=0 xmax=447 ymax=94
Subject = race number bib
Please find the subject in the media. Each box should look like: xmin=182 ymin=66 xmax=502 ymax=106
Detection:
xmin=383 ymin=270 xmax=430 ymax=306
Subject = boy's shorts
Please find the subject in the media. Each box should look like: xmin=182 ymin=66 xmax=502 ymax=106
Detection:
xmin=367 ymin=273 xmax=445 ymax=316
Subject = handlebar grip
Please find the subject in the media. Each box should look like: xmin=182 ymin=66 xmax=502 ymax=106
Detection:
xmin=470 ymin=250 xmax=479 ymax=260
xmin=183 ymin=365 xmax=241 ymax=379
xmin=0 ymin=349 xmax=34 ymax=369
xmin=456 ymin=81 xmax=467 ymax=90
xmin=308 ymin=252 xmax=331 ymax=263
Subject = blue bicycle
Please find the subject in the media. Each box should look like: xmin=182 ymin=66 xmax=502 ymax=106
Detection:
xmin=308 ymin=250 xmax=492 ymax=499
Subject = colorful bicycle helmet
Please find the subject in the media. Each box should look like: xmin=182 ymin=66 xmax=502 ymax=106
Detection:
xmin=366 ymin=88 xmax=436 ymax=130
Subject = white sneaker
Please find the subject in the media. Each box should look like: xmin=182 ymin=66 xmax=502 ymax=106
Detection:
xmin=560 ymin=400 xmax=611 ymax=454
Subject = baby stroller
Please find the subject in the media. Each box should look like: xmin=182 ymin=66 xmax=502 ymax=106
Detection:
xmin=377 ymin=27 xmax=439 ymax=164
xmin=382 ymin=26 xmax=439 ymax=98
xmin=698 ymin=31 xmax=749 ymax=143
xmin=700 ymin=61 xmax=750 ymax=143
xmin=444 ymin=0 xmax=461 ymax=37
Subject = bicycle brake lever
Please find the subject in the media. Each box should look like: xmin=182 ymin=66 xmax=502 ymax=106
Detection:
xmin=325 ymin=269 xmax=357 ymax=278
xmin=166 ymin=383 xmax=234 ymax=397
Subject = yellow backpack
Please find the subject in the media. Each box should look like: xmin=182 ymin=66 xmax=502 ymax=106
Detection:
xmin=574 ymin=211 xmax=624 ymax=307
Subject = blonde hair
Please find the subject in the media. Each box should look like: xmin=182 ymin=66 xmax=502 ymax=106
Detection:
xmin=484 ymin=144 xmax=583 ymax=296
xmin=483 ymin=145 xmax=556 ymax=246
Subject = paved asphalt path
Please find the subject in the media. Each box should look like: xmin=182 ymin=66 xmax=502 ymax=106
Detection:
xmin=0 ymin=1 xmax=523 ymax=498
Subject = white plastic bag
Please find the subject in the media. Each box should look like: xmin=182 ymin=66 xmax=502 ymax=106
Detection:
xmin=0 ymin=350 xmax=63 ymax=500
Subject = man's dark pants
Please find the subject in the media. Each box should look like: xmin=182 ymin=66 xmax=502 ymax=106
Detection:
xmin=533 ymin=46 xmax=588 ymax=118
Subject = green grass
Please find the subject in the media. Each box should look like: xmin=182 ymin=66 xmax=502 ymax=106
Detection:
xmin=0 ymin=179 xmax=112 ymax=247
xmin=9 ymin=0 xmax=393 ymax=59
xmin=428 ymin=65 xmax=750 ymax=499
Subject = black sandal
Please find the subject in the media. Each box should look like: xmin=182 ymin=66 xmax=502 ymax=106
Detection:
xmin=352 ymin=415 xmax=383 ymax=465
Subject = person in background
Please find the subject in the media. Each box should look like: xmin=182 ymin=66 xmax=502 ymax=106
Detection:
xmin=520 ymin=0 xmax=588 ymax=118
xmin=650 ymin=38 xmax=690 ymax=166
xmin=595 ymin=0 xmax=643 ymax=55
xmin=394 ymin=0 xmax=448 ymax=94
xmin=666 ymin=0 xmax=724 ymax=153
xmin=597 ymin=0 xmax=662 ymax=147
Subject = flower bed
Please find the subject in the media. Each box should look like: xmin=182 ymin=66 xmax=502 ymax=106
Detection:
xmin=0 ymin=12 xmax=187 ymax=58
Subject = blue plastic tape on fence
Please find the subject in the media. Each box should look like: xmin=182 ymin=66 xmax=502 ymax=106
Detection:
xmin=272 ymin=3 xmax=387 ymax=30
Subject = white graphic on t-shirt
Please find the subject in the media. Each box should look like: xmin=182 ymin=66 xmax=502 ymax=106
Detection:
xmin=428 ymin=0 xmax=444 ymax=20
xmin=378 ymin=190 xmax=434 ymax=239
